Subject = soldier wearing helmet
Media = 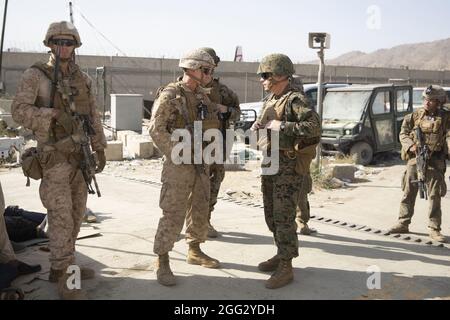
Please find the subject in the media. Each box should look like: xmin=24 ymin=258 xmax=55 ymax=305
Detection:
xmin=388 ymin=85 xmax=450 ymax=243
xmin=150 ymin=48 xmax=222 ymax=287
xmin=183 ymin=47 xmax=241 ymax=239
xmin=11 ymin=21 xmax=106 ymax=299
xmin=252 ymin=54 xmax=321 ymax=289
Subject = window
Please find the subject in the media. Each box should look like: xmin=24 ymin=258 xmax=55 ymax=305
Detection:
xmin=306 ymin=89 xmax=318 ymax=109
xmin=412 ymin=90 xmax=424 ymax=110
xmin=396 ymin=90 xmax=410 ymax=112
xmin=372 ymin=91 xmax=391 ymax=115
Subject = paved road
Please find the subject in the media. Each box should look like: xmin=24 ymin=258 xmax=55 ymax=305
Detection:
xmin=1 ymin=168 xmax=449 ymax=300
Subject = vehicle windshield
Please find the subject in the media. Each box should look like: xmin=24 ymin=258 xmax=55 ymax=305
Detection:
xmin=413 ymin=90 xmax=424 ymax=110
xmin=323 ymin=91 xmax=371 ymax=121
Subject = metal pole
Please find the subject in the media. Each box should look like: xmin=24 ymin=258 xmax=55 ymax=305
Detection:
xmin=0 ymin=0 xmax=9 ymax=93
xmin=160 ymin=56 xmax=163 ymax=86
xmin=244 ymin=72 xmax=248 ymax=103
xmin=69 ymin=2 xmax=74 ymax=24
xmin=69 ymin=2 xmax=78 ymax=63
xmin=103 ymin=67 xmax=107 ymax=122
xmin=315 ymin=44 xmax=325 ymax=171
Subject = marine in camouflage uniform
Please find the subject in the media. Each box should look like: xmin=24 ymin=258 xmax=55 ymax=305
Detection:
xmin=252 ymin=54 xmax=321 ymax=289
xmin=388 ymin=85 xmax=450 ymax=243
xmin=150 ymin=49 xmax=222 ymax=287
xmin=185 ymin=48 xmax=240 ymax=238
xmin=12 ymin=21 xmax=106 ymax=299
xmin=0 ymin=181 xmax=16 ymax=265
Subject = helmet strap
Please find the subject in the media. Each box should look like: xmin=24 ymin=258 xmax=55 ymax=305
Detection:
xmin=185 ymin=69 xmax=204 ymax=86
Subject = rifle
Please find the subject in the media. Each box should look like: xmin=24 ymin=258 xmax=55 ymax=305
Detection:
xmin=52 ymin=51 xmax=101 ymax=198
xmin=72 ymin=113 xmax=102 ymax=197
xmin=49 ymin=46 xmax=61 ymax=109
xmin=218 ymin=111 xmax=230 ymax=162
xmin=412 ymin=127 xmax=430 ymax=200
xmin=174 ymin=96 xmax=209 ymax=200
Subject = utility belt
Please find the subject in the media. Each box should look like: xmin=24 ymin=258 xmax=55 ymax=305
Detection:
xmin=279 ymin=137 xmax=321 ymax=159
xmin=22 ymin=137 xmax=82 ymax=186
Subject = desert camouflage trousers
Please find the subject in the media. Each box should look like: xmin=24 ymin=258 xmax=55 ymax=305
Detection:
xmin=208 ymin=163 xmax=225 ymax=218
xmin=296 ymin=174 xmax=313 ymax=224
xmin=154 ymin=161 xmax=210 ymax=255
xmin=398 ymin=160 xmax=447 ymax=231
xmin=0 ymin=181 xmax=16 ymax=263
xmin=39 ymin=162 xmax=87 ymax=270
xmin=262 ymin=154 xmax=310 ymax=260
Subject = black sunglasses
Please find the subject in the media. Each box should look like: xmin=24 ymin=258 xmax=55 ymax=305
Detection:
xmin=201 ymin=67 xmax=212 ymax=75
xmin=50 ymin=39 xmax=77 ymax=47
xmin=260 ymin=72 xmax=273 ymax=80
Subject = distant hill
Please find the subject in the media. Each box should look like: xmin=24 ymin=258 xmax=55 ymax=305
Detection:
xmin=305 ymin=38 xmax=450 ymax=70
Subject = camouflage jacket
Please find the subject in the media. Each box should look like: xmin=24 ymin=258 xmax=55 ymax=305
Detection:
xmin=11 ymin=56 xmax=106 ymax=152
xmin=258 ymin=85 xmax=321 ymax=151
xmin=149 ymin=80 xmax=218 ymax=160
xmin=400 ymin=107 xmax=450 ymax=161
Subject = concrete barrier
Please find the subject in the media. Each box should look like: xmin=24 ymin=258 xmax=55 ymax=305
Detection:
xmin=126 ymin=135 xmax=154 ymax=159
xmin=117 ymin=130 xmax=140 ymax=146
xmin=105 ymin=141 xmax=123 ymax=161
xmin=326 ymin=164 xmax=357 ymax=181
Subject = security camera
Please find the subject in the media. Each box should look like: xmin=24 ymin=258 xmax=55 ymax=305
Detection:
xmin=309 ymin=33 xmax=331 ymax=49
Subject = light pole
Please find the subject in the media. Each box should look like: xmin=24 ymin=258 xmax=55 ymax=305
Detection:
xmin=0 ymin=0 xmax=9 ymax=94
xmin=309 ymin=32 xmax=330 ymax=172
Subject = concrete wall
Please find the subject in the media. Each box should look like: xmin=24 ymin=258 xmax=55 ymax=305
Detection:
xmin=2 ymin=52 xmax=450 ymax=109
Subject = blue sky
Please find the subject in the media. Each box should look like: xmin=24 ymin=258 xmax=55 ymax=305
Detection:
xmin=2 ymin=0 xmax=450 ymax=62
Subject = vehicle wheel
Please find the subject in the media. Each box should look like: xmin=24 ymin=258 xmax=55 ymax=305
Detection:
xmin=350 ymin=142 xmax=373 ymax=166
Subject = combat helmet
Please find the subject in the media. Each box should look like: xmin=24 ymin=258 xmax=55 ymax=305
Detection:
xmin=257 ymin=54 xmax=295 ymax=77
xmin=199 ymin=47 xmax=220 ymax=66
xmin=423 ymin=85 xmax=447 ymax=104
xmin=179 ymin=49 xmax=215 ymax=70
xmin=43 ymin=21 xmax=82 ymax=48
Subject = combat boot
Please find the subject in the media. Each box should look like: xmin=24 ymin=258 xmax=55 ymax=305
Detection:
xmin=297 ymin=221 xmax=316 ymax=236
xmin=258 ymin=255 xmax=281 ymax=272
xmin=388 ymin=223 xmax=409 ymax=234
xmin=207 ymin=224 xmax=219 ymax=238
xmin=429 ymin=230 xmax=447 ymax=243
xmin=187 ymin=243 xmax=220 ymax=269
xmin=49 ymin=267 xmax=95 ymax=283
xmin=265 ymin=259 xmax=294 ymax=290
xmin=156 ymin=254 xmax=176 ymax=287
xmin=57 ymin=268 xmax=88 ymax=300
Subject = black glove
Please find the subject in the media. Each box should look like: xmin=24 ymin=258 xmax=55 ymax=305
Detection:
xmin=95 ymin=151 xmax=106 ymax=173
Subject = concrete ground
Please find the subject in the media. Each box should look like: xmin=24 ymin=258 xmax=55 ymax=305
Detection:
xmin=1 ymin=165 xmax=449 ymax=300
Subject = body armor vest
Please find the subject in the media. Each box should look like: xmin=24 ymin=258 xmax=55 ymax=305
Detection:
xmin=160 ymin=82 xmax=220 ymax=131
xmin=207 ymin=79 xmax=232 ymax=130
xmin=31 ymin=62 xmax=91 ymax=142
xmin=412 ymin=109 xmax=448 ymax=154
xmin=261 ymin=89 xmax=309 ymax=151
xmin=259 ymin=89 xmax=319 ymax=175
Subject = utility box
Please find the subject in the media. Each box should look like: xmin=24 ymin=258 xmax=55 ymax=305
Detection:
xmin=111 ymin=94 xmax=143 ymax=132
xmin=0 ymin=137 xmax=24 ymax=159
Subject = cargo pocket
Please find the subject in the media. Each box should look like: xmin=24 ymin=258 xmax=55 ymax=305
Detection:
xmin=159 ymin=184 xmax=169 ymax=210
xmin=21 ymin=148 xmax=43 ymax=185
xmin=401 ymin=170 xmax=408 ymax=192
xmin=439 ymin=175 xmax=447 ymax=197
xmin=440 ymin=181 xmax=447 ymax=197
